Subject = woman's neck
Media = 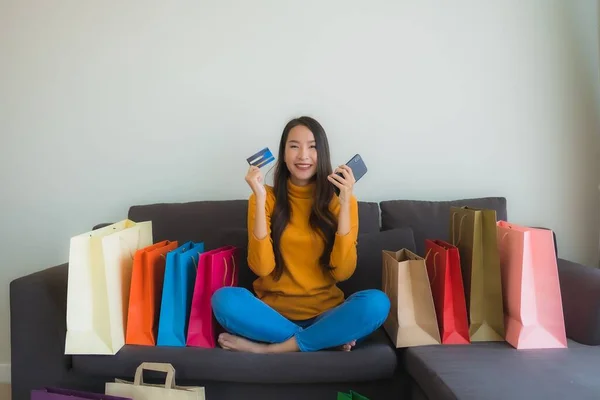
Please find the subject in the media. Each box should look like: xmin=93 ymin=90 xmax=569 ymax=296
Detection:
xmin=287 ymin=178 xmax=314 ymax=199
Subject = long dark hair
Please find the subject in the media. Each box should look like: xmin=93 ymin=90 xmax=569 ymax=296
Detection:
xmin=270 ymin=116 xmax=337 ymax=281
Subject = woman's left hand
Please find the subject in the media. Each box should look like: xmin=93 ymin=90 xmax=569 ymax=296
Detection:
xmin=328 ymin=165 xmax=356 ymax=205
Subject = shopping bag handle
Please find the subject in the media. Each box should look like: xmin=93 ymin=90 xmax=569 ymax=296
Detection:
xmin=223 ymin=254 xmax=237 ymax=286
xmin=424 ymin=249 xmax=439 ymax=283
xmin=134 ymin=362 xmax=176 ymax=389
xmin=382 ymin=255 xmax=391 ymax=295
xmin=451 ymin=212 xmax=467 ymax=246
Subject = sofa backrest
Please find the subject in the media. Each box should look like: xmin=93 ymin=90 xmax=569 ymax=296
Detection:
xmin=128 ymin=200 xmax=248 ymax=246
xmin=126 ymin=196 xmax=508 ymax=294
xmin=127 ymin=199 xmax=383 ymax=293
xmin=128 ymin=199 xmax=382 ymax=247
xmin=379 ymin=197 xmax=507 ymax=257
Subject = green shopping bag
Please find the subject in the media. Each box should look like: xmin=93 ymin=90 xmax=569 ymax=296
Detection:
xmin=337 ymin=390 xmax=370 ymax=400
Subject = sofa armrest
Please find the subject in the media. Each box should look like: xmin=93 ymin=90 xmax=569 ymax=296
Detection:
xmin=557 ymin=258 xmax=600 ymax=345
xmin=10 ymin=264 xmax=74 ymax=400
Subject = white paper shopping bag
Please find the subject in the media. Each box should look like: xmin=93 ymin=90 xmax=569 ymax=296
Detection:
xmin=65 ymin=219 xmax=152 ymax=355
xmin=106 ymin=362 xmax=205 ymax=400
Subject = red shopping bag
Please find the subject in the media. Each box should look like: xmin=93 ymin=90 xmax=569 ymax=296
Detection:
xmin=425 ymin=239 xmax=470 ymax=345
xmin=496 ymin=222 xmax=567 ymax=349
xmin=186 ymin=245 xmax=238 ymax=348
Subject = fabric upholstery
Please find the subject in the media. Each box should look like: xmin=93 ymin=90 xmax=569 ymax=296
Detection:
xmin=338 ymin=228 xmax=416 ymax=297
xmin=128 ymin=200 xmax=249 ymax=245
xmin=558 ymin=258 xmax=600 ymax=345
xmin=379 ymin=197 xmax=507 ymax=256
xmin=72 ymin=329 xmax=397 ymax=384
xmin=405 ymin=340 xmax=600 ymax=400
xmin=127 ymin=200 xmax=380 ymax=246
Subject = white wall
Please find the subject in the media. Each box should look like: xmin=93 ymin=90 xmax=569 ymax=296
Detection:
xmin=1 ymin=0 xmax=599 ymax=370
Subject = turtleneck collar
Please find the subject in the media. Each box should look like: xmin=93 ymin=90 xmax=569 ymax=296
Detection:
xmin=287 ymin=179 xmax=315 ymax=199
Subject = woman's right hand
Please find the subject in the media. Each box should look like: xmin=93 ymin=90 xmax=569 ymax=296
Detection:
xmin=245 ymin=166 xmax=266 ymax=198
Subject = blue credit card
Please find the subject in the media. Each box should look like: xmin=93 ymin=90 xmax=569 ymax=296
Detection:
xmin=247 ymin=147 xmax=275 ymax=168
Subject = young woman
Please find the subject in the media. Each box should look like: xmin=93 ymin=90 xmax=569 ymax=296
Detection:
xmin=211 ymin=116 xmax=390 ymax=353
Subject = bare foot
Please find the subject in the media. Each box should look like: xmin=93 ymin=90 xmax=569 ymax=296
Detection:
xmin=218 ymin=333 xmax=269 ymax=353
xmin=339 ymin=340 xmax=357 ymax=352
xmin=218 ymin=333 xmax=301 ymax=354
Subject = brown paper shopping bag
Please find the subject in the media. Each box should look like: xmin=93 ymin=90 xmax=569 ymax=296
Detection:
xmin=382 ymin=249 xmax=441 ymax=347
xmin=105 ymin=362 xmax=205 ymax=400
xmin=450 ymin=206 xmax=505 ymax=341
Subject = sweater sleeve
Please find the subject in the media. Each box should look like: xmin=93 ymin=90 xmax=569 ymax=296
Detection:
xmin=247 ymin=190 xmax=276 ymax=277
xmin=329 ymin=196 xmax=359 ymax=282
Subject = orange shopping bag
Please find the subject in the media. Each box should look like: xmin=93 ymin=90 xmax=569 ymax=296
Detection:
xmin=126 ymin=240 xmax=178 ymax=346
xmin=496 ymin=222 xmax=567 ymax=349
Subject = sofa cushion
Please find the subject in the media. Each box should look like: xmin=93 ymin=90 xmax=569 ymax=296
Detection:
xmin=558 ymin=258 xmax=600 ymax=345
xmin=128 ymin=200 xmax=248 ymax=245
xmin=355 ymin=201 xmax=381 ymax=234
xmin=405 ymin=340 xmax=600 ymax=400
xmin=338 ymin=228 xmax=415 ymax=297
xmin=71 ymin=329 xmax=397 ymax=384
xmin=127 ymin=200 xmax=381 ymax=246
xmin=380 ymin=197 xmax=507 ymax=256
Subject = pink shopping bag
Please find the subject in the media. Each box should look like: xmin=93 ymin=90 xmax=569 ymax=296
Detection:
xmin=186 ymin=245 xmax=238 ymax=348
xmin=496 ymin=221 xmax=567 ymax=349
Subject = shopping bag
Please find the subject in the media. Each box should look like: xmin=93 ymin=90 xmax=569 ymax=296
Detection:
xmin=187 ymin=245 xmax=238 ymax=348
xmin=105 ymin=362 xmax=205 ymax=400
xmin=31 ymin=387 xmax=131 ymax=400
xmin=337 ymin=390 xmax=370 ymax=400
xmin=126 ymin=240 xmax=179 ymax=346
xmin=156 ymin=241 xmax=204 ymax=347
xmin=497 ymin=222 xmax=567 ymax=349
xmin=424 ymin=239 xmax=470 ymax=345
xmin=382 ymin=249 xmax=441 ymax=347
xmin=65 ymin=219 xmax=153 ymax=355
xmin=449 ymin=206 xmax=505 ymax=342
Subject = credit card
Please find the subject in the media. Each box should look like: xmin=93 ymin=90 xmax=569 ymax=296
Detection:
xmin=247 ymin=147 xmax=275 ymax=168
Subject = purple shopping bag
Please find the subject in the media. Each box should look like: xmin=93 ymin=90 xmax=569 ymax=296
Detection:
xmin=31 ymin=387 xmax=132 ymax=400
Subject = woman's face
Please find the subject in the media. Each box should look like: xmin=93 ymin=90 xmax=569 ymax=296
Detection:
xmin=284 ymin=125 xmax=318 ymax=186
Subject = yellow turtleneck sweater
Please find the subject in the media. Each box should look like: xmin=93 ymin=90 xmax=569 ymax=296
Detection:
xmin=247 ymin=180 xmax=359 ymax=321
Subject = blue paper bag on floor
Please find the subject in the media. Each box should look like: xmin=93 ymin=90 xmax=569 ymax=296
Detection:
xmin=157 ymin=241 xmax=204 ymax=346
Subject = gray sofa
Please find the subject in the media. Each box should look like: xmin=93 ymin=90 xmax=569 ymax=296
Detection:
xmin=9 ymin=196 xmax=600 ymax=400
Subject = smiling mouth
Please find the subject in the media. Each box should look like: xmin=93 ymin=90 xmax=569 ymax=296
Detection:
xmin=295 ymin=163 xmax=312 ymax=168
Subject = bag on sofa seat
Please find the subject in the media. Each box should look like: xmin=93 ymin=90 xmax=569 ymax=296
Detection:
xmin=497 ymin=222 xmax=567 ymax=349
xmin=382 ymin=248 xmax=441 ymax=347
xmin=156 ymin=241 xmax=204 ymax=347
xmin=449 ymin=206 xmax=505 ymax=342
xmin=65 ymin=219 xmax=153 ymax=355
xmin=187 ymin=245 xmax=239 ymax=348
xmin=126 ymin=240 xmax=179 ymax=346
xmin=424 ymin=239 xmax=470 ymax=345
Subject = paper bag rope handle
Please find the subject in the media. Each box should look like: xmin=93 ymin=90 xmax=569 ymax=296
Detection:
xmin=134 ymin=362 xmax=176 ymax=388
xmin=223 ymin=255 xmax=237 ymax=287
xmin=382 ymin=255 xmax=392 ymax=296
xmin=424 ymin=249 xmax=439 ymax=283
xmin=500 ymin=223 xmax=514 ymax=242
xmin=451 ymin=212 xmax=467 ymax=246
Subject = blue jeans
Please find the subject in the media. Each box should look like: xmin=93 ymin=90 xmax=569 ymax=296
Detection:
xmin=211 ymin=287 xmax=390 ymax=352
